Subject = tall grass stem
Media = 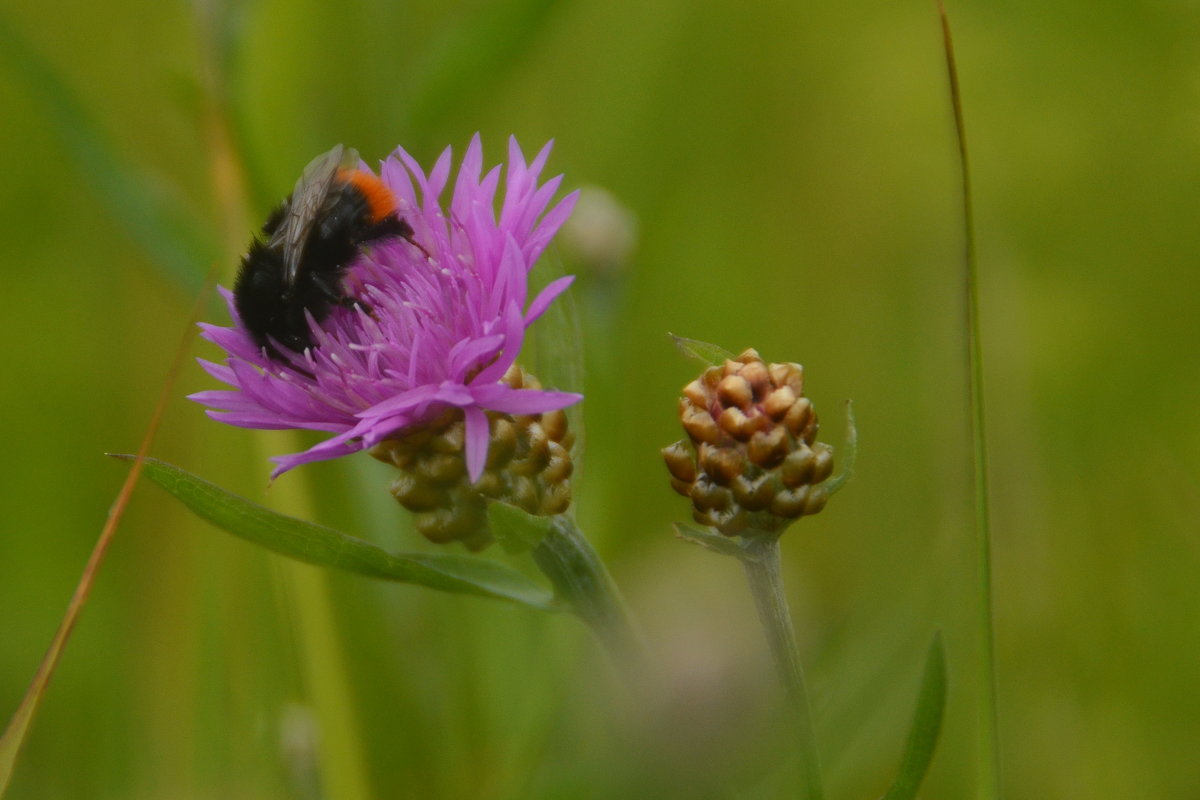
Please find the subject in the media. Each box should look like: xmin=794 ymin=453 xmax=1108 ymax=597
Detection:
xmin=937 ymin=4 xmax=1001 ymax=797
xmin=0 ymin=284 xmax=210 ymax=798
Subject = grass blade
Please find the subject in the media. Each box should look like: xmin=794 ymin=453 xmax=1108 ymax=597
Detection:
xmin=0 ymin=280 xmax=212 ymax=797
xmin=123 ymin=456 xmax=557 ymax=612
xmin=934 ymin=4 xmax=1001 ymax=797
xmin=881 ymin=631 xmax=948 ymax=800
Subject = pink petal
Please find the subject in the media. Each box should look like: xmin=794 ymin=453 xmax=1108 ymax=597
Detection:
xmin=474 ymin=301 xmax=525 ymax=385
xmin=525 ymin=275 xmax=575 ymax=325
xmin=426 ymin=146 xmax=454 ymax=206
xmin=463 ymin=405 xmax=490 ymax=483
xmin=525 ymin=189 xmax=580 ymax=265
xmin=472 ymin=384 xmax=582 ymax=414
xmin=452 ymin=134 xmax=485 ymax=219
xmin=448 ymin=334 xmax=504 ymax=379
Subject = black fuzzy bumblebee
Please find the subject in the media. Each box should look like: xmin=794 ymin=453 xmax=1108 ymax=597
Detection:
xmin=234 ymin=145 xmax=415 ymax=358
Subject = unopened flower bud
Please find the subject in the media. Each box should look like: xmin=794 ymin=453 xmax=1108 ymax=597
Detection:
xmin=662 ymin=349 xmax=834 ymax=537
xmin=371 ymin=365 xmax=575 ymax=551
xmin=663 ymin=441 xmax=698 ymax=484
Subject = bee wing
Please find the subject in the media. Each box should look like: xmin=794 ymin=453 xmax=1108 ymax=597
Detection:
xmin=271 ymin=145 xmax=358 ymax=285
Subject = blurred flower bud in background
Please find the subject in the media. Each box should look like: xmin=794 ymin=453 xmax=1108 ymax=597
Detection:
xmin=561 ymin=185 xmax=638 ymax=277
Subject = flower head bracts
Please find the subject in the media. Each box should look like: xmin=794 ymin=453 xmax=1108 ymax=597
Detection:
xmin=191 ymin=136 xmax=581 ymax=481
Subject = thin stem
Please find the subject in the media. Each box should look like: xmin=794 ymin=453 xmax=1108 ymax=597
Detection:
xmin=265 ymin=458 xmax=373 ymax=800
xmin=0 ymin=285 xmax=209 ymax=797
xmin=740 ymin=536 xmax=824 ymax=800
xmin=531 ymin=518 xmax=643 ymax=670
xmin=937 ymin=3 xmax=1001 ymax=798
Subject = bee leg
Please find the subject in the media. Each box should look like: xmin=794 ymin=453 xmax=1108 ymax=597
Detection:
xmin=365 ymin=215 xmax=431 ymax=259
xmin=394 ymin=220 xmax=431 ymax=259
xmin=403 ymin=232 xmax=431 ymax=260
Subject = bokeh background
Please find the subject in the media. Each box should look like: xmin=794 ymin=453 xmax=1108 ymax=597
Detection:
xmin=2 ymin=0 xmax=1198 ymax=797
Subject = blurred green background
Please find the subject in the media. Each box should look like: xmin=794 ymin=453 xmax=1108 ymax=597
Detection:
xmin=2 ymin=0 xmax=1198 ymax=797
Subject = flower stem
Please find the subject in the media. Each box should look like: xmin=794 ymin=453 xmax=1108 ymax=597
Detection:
xmin=739 ymin=536 xmax=824 ymax=800
xmin=531 ymin=518 xmax=643 ymax=670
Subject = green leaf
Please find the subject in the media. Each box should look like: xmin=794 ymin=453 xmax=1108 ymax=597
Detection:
xmin=0 ymin=14 xmax=218 ymax=296
xmin=824 ymin=399 xmax=858 ymax=497
xmin=669 ymin=333 xmax=735 ymax=367
xmin=881 ymin=631 xmax=948 ymax=800
xmin=118 ymin=456 xmax=557 ymax=612
xmin=488 ymin=501 xmax=557 ymax=555
xmin=672 ymin=522 xmax=742 ymax=557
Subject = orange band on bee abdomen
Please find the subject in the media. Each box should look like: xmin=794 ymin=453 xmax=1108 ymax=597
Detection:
xmin=340 ymin=169 xmax=399 ymax=223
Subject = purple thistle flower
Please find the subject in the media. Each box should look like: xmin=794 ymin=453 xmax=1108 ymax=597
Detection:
xmin=191 ymin=135 xmax=582 ymax=482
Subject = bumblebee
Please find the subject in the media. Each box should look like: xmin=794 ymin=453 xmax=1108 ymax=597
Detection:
xmin=234 ymin=145 xmax=415 ymax=358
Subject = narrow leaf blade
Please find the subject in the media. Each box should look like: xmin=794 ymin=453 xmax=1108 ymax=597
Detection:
xmin=672 ymin=522 xmax=742 ymax=557
xmin=1 ymin=291 xmax=211 ymax=798
xmin=669 ymin=333 xmax=735 ymax=366
xmin=121 ymin=456 xmax=556 ymax=611
xmin=881 ymin=631 xmax=948 ymax=800
xmin=824 ymin=399 xmax=858 ymax=497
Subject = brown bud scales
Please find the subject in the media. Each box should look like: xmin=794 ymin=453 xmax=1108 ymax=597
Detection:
xmin=370 ymin=365 xmax=574 ymax=551
xmin=661 ymin=348 xmax=834 ymax=537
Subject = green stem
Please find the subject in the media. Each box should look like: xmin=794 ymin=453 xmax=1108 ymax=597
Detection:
xmin=531 ymin=518 xmax=642 ymax=669
xmin=937 ymin=5 xmax=1001 ymax=798
xmin=739 ymin=536 xmax=824 ymax=800
xmin=264 ymin=440 xmax=372 ymax=800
